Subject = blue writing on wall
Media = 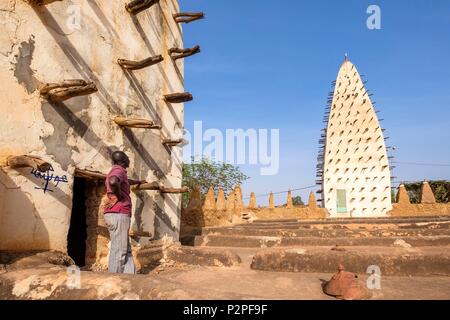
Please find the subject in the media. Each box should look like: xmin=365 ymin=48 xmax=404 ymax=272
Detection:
xmin=31 ymin=168 xmax=69 ymax=193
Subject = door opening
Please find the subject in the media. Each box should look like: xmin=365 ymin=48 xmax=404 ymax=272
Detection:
xmin=336 ymin=189 xmax=348 ymax=214
xmin=67 ymin=177 xmax=88 ymax=267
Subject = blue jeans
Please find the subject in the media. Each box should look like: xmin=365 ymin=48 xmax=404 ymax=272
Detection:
xmin=104 ymin=213 xmax=136 ymax=274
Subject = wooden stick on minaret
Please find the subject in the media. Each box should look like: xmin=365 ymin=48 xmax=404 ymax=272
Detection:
xmin=169 ymin=45 xmax=200 ymax=61
xmin=173 ymin=12 xmax=205 ymax=24
xmin=164 ymin=92 xmax=193 ymax=103
xmin=40 ymin=80 xmax=97 ymax=102
xmin=164 ymin=92 xmax=194 ymax=103
xmin=125 ymin=0 xmax=160 ymax=15
xmin=162 ymin=138 xmax=184 ymax=147
xmin=114 ymin=117 xmax=162 ymax=130
xmin=117 ymin=55 xmax=164 ymax=70
xmin=7 ymin=155 xmax=52 ymax=172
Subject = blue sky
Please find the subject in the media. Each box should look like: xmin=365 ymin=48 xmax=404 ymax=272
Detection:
xmin=180 ymin=0 xmax=450 ymax=205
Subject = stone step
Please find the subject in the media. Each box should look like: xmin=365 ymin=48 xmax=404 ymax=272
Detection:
xmin=183 ymin=234 xmax=450 ymax=248
xmin=197 ymin=227 xmax=450 ymax=238
xmin=251 ymin=246 xmax=450 ymax=276
xmin=136 ymin=244 xmax=242 ymax=273
xmin=244 ymin=216 xmax=450 ymax=225
xmin=234 ymin=216 xmax=450 ymax=228
xmin=247 ymin=218 xmax=300 ymax=224
xmin=230 ymin=221 xmax=450 ymax=230
xmin=196 ymin=222 xmax=450 ymax=235
xmin=166 ymin=246 xmax=242 ymax=267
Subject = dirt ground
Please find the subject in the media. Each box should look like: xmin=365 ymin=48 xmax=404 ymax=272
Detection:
xmin=1 ymin=248 xmax=449 ymax=300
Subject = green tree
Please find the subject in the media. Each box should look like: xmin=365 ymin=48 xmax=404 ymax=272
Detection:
xmin=402 ymin=181 xmax=449 ymax=204
xmin=182 ymin=157 xmax=250 ymax=207
xmin=391 ymin=190 xmax=396 ymax=204
xmin=292 ymin=196 xmax=304 ymax=206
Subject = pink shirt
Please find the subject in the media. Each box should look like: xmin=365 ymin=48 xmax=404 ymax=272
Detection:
xmin=104 ymin=165 xmax=132 ymax=215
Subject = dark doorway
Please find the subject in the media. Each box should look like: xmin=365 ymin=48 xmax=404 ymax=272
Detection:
xmin=67 ymin=177 xmax=88 ymax=267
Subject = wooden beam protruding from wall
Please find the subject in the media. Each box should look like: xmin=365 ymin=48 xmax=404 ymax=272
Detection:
xmin=164 ymin=92 xmax=193 ymax=103
xmin=117 ymin=55 xmax=164 ymax=70
xmin=74 ymin=168 xmax=106 ymax=180
xmin=133 ymin=182 xmax=188 ymax=194
xmin=6 ymin=155 xmax=52 ymax=173
xmin=40 ymin=80 xmax=97 ymax=102
xmin=125 ymin=0 xmax=160 ymax=15
xmin=114 ymin=117 xmax=162 ymax=129
xmin=161 ymin=186 xmax=190 ymax=194
xmin=162 ymin=138 xmax=184 ymax=147
xmin=129 ymin=230 xmax=152 ymax=237
xmin=98 ymin=226 xmax=151 ymax=238
xmin=169 ymin=45 xmax=201 ymax=61
xmin=75 ymin=168 xmax=147 ymax=186
xmin=173 ymin=12 xmax=205 ymax=24
xmin=27 ymin=0 xmax=63 ymax=6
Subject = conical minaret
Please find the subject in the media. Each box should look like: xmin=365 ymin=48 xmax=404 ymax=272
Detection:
xmin=318 ymin=57 xmax=392 ymax=217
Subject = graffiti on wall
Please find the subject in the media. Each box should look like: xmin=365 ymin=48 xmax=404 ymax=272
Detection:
xmin=31 ymin=167 xmax=69 ymax=193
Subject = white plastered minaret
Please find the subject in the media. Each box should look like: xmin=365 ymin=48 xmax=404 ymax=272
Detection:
xmin=319 ymin=57 xmax=392 ymax=217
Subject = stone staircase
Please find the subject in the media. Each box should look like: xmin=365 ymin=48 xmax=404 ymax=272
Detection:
xmin=180 ymin=216 xmax=450 ymax=276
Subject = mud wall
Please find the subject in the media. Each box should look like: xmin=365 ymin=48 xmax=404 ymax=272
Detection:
xmin=390 ymin=203 xmax=450 ymax=217
xmin=181 ymin=183 xmax=450 ymax=231
xmin=181 ymin=187 xmax=329 ymax=233
xmin=0 ymin=0 xmax=184 ymax=251
xmin=390 ymin=183 xmax=450 ymax=217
